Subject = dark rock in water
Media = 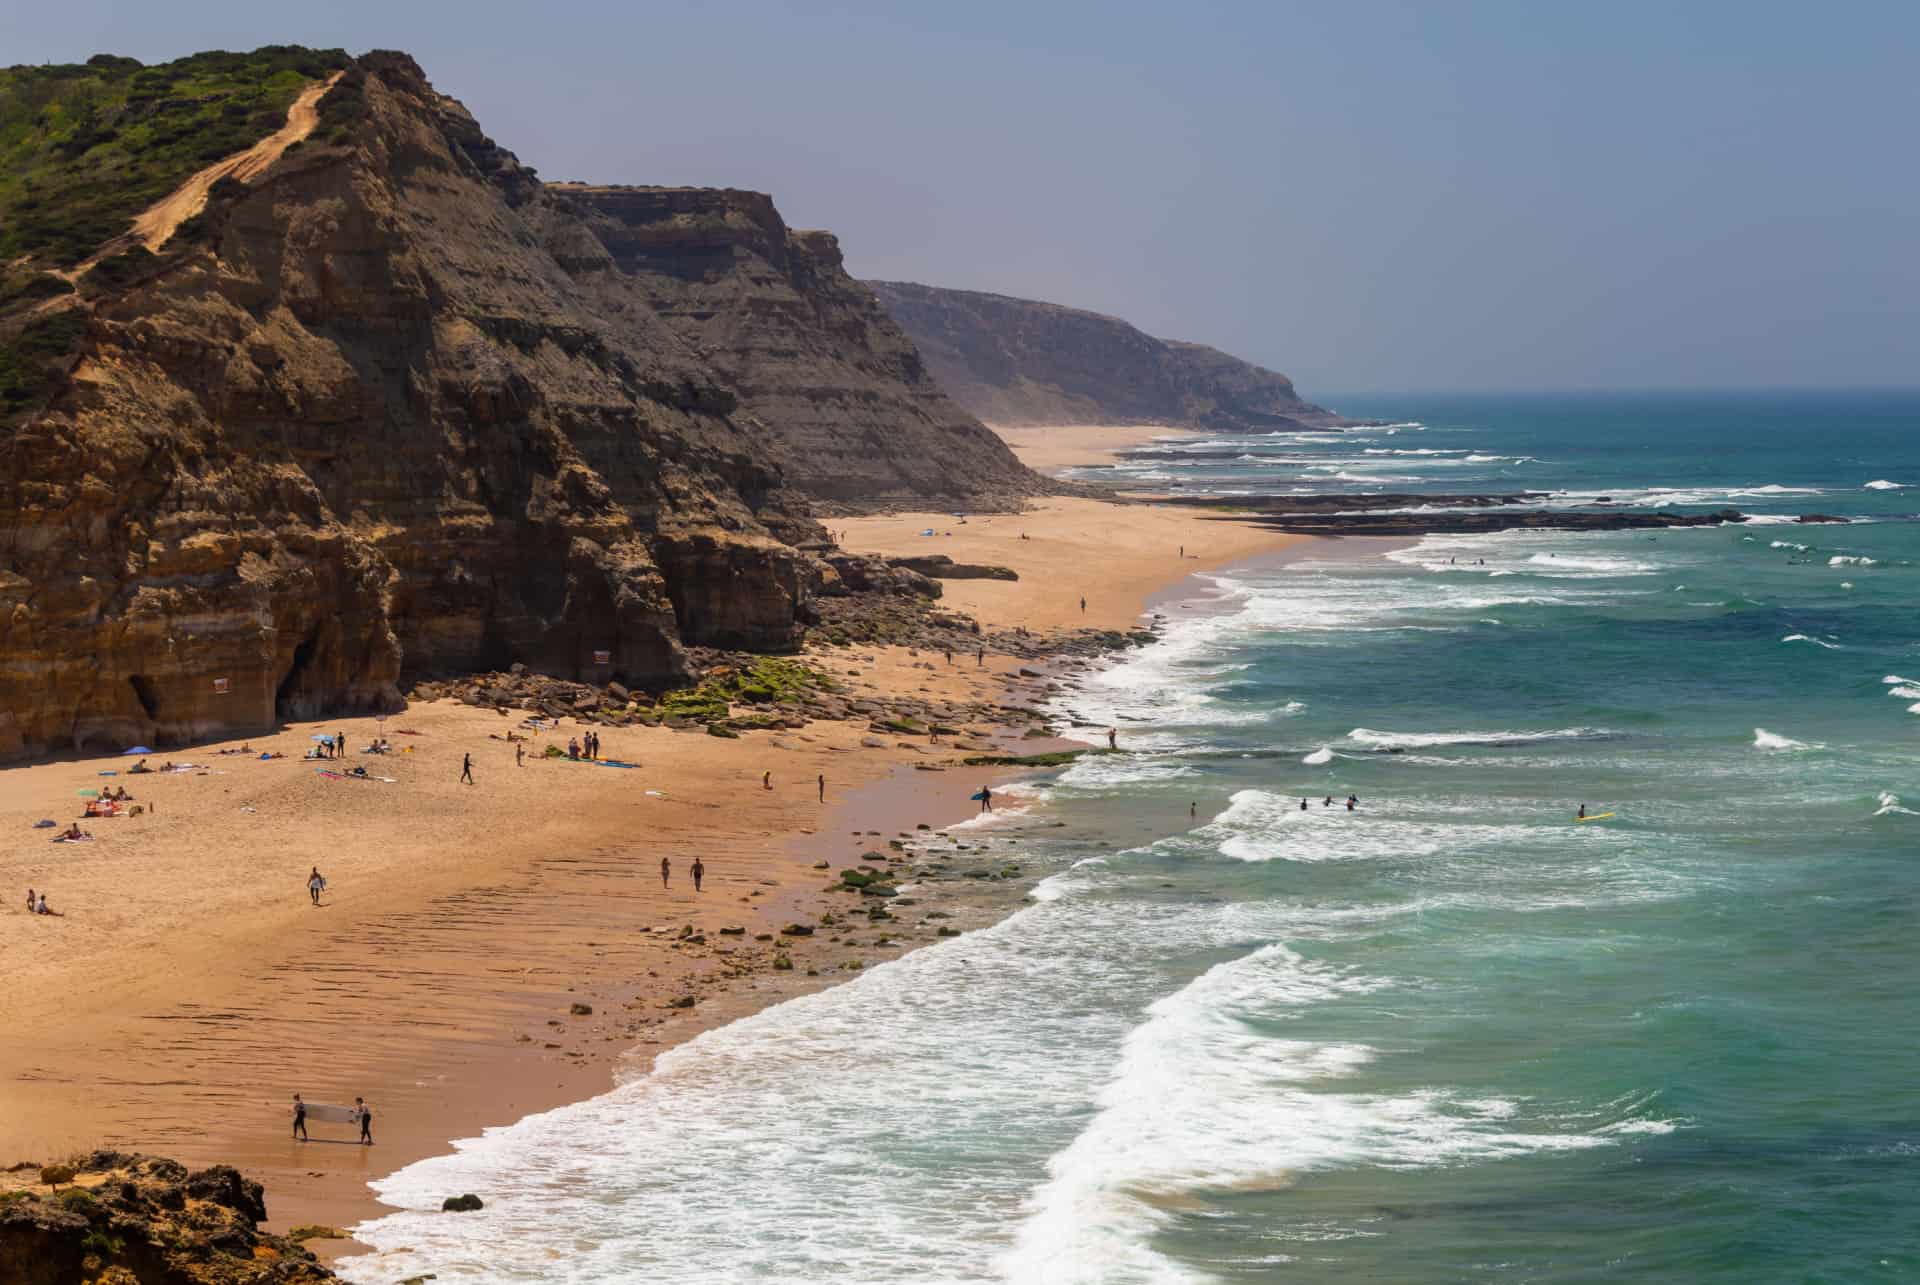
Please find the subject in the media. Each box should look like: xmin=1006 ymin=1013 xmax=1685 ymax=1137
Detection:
xmin=1796 ymin=513 xmax=1849 ymax=524
xmin=1166 ymin=495 xmax=1748 ymax=536
xmin=442 ymin=1193 xmax=485 ymax=1212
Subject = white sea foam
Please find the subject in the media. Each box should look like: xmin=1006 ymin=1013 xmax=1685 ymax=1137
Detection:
xmin=1001 ymin=944 xmax=1602 ymax=1284
xmin=1769 ymin=540 xmax=1809 ymax=551
xmin=1883 ymin=675 xmax=1917 ymax=685
xmin=1303 ymin=746 xmax=1334 ymax=765
xmin=1780 ymin=634 xmax=1840 ymax=649
xmin=1886 ymin=685 xmax=1920 ymax=700
xmin=1875 ymin=792 xmax=1920 ymax=817
xmin=1346 ymin=726 xmax=1607 ymax=750
xmin=1753 ymin=728 xmax=1818 ymax=752
xmin=1829 ymin=555 xmax=1876 ymax=566
xmin=1864 ymin=479 xmax=1906 ymax=490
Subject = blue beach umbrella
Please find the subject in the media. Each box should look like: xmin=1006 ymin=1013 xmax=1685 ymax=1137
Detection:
xmin=310 ymin=734 xmax=334 ymax=744
xmin=122 ymin=746 xmax=153 ymax=755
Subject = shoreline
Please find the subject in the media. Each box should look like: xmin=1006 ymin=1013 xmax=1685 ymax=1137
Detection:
xmin=1 ymin=491 xmax=1312 ymax=1267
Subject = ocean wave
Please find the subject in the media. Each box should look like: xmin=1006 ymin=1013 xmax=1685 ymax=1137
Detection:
xmin=1886 ymin=685 xmax=1920 ymax=700
xmin=1769 ymin=540 xmax=1810 ymax=551
xmin=1780 ymin=634 xmax=1840 ymax=649
xmin=1362 ymin=447 xmax=1466 ymax=456
xmin=1875 ymin=792 xmax=1920 ymax=817
xmin=1302 ymin=746 xmax=1333 ymax=765
xmin=1346 ymin=726 xmax=1608 ymax=750
xmin=1753 ymin=727 xmax=1820 ymax=752
xmin=1864 ymin=479 xmax=1907 ymax=490
xmin=1883 ymin=675 xmax=1916 ymax=685
xmin=1001 ymin=944 xmax=1602 ymax=1284
xmin=1829 ymin=555 xmax=1876 ymax=566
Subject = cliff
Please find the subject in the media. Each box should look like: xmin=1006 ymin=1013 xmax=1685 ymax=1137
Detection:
xmin=547 ymin=186 xmax=1040 ymax=505
xmin=0 ymin=49 xmax=1040 ymax=760
xmin=866 ymin=280 xmax=1350 ymax=431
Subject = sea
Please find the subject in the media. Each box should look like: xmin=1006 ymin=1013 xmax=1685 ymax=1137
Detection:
xmin=342 ymin=391 xmax=1920 ymax=1283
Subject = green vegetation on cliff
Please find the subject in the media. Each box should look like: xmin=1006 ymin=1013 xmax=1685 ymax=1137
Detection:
xmin=0 ymin=46 xmax=347 ymax=266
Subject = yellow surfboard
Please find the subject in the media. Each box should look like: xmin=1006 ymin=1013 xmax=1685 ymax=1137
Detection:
xmin=1575 ymin=812 xmax=1616 ymax=823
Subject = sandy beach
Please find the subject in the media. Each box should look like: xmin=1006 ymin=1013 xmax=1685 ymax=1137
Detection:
xmin=0 ymin=493 xmax=1307 ymax=1258
xmin=982 ymin=422 xmax=1200 ymax=471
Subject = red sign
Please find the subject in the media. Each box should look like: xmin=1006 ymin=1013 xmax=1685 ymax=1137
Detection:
xmin=593 ymin=650 xmax=611 ymax=665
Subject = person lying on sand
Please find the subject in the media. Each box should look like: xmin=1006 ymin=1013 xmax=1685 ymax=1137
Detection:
xmin=57 ymin=824 xmax=90 ymax=841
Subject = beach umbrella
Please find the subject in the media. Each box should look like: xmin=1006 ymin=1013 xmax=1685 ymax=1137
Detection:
xmin=122 ymin=746 xmax=152 ymax=755
xmin=310 ymin=734 xmax=334 ymax=744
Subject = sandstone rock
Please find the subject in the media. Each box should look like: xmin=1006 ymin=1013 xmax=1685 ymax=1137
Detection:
xmin=0 ymin=52 xmax=1046 ymax=761
xmin=569 ymin=1002 xmax=593 ymax=1015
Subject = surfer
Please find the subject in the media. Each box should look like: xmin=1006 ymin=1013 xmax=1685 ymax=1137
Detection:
xmin=1578 ymin=803 xmax=1587 ymax=819
xmin=978 ymin=786 xmax=993 ymax=813
xmin=1300 ymin=798 xmax=1308 ymax=811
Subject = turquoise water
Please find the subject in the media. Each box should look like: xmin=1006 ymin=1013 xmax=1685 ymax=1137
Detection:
xmin=344 ymin=392 xmax=1920 ymax=1282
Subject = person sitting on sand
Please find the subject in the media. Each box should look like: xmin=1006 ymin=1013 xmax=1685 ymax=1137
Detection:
xmin=161 ymin=761 xmax=176 ymax=773
xmin=60 ymin=824 xmax=87 ymax=841
xmin=36 ymin=893 xmax=61 ymax=917
xmin=128 ymin=758 xmax=151 ymax=774
xmin=25 ymin=887 xmax=34 ymax=914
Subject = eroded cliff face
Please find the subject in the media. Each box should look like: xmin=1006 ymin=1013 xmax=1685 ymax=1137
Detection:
xmin=0 ymin=52 xmax=945 ymax=759
xmin=867 ymin=280 xmax=1351 ymax=431
xmin=547 ymin=185 xmax=1042 ymax=505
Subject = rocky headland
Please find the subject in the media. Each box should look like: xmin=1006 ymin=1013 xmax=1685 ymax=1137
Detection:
xmin=0 ymin=1153 xmax=337 ymax=1284
xmin=0 ymin=49 xmax=1050 ymax=762
xmin=866 ymin=280 xmax=1355 ymax=432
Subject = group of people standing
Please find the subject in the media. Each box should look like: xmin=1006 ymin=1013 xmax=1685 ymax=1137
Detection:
xmin=567 ymin=731 xmax=603 ymax=760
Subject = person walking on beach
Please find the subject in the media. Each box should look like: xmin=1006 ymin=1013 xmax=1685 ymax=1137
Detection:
xmin=307 ymin=867 xmax=325 ymax=906
xmin=355 ymin=1097 xmax=373 ymax=1145
xmin=461 ymin=753 xmax=474 ymax=785
xmin=516 ymin=742 xmax=525 ymax=768
xmin=292 ymin=1094 xmax=308 ymax=1141
xmin=945 ymin=648 xmax=954 ymax=666
xmin=979 ymin=785 xmax=993 ymax=813
xmin=818 ymin=773 xmax=826 ymax=803
xmin=660 ymin=856 xmax=671 ymax=888
xmin=976 ymin=647 xmax=985 ymax=667
xmin=1079 ymin=596 xmax=1087 ymax=614
xmin=763 ymin=770 xmax=772 ymax=791
xmin=338 ymin=730 xmax=347 ymax=758
xmin=691 ymin=858 xmax=704 ymax=893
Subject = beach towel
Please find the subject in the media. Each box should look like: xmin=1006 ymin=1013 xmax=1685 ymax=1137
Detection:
xmin=51 ymin=834 xmax=94 ymax=843
xmin=33 ymin=819 xmax=55 ymax=828
xmin=316 ymin=769 xmax=396 ymax=783
xmin=559 ymin=756 xmax=641 ymax=769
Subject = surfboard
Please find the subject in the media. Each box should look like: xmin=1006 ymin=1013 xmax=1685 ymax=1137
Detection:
xmin=1575 ymin=812 xmax=1616 ymax=823
xmin=970 ymin=790 xmax=988 ymax=801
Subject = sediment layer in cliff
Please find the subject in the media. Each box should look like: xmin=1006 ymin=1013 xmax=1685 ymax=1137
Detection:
xmin=0 ymin=49 xmax=1041 ymax=760
xmin=867 ymin=280 xmax=1351 ymax=432
xmin=547 ymin=186 xmax=1044 ymax=506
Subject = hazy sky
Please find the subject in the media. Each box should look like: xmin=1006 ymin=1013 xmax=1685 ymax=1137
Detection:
xmin=8 ymin=1 xmax=1916 ymax=393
